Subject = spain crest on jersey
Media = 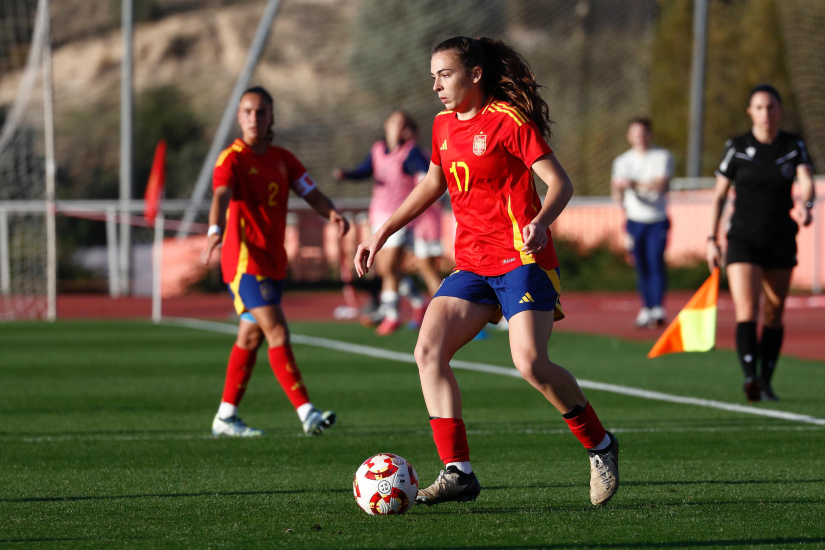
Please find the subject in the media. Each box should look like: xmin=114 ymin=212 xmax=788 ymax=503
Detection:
xmin=473 ymin=134 xmax=487 ymax=156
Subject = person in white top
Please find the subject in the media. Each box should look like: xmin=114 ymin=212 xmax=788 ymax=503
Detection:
xmin=610 ymin=118 xmax=674 ymax=328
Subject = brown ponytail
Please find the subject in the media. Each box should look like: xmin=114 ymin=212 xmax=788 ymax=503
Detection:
xmin=431 ymin=36 xmax=553 ymax=140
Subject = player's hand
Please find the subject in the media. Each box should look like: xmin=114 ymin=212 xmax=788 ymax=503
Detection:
xmin=330 ymin=210 xmax=350 ymax=237
xmin=202 ymin=233 xmax=222 ymax=266
xmin=792 ymin=202 xmax=813 ymax=227
xmin=706 ymin=240 xmax=721 ymax=273
xmin=332 ymin=168 xmax=344 ymax=181
xmin=521 ymin=222 xmax=548 ymax=256
xmin=354 ymin=232 xmax=386 ymax=277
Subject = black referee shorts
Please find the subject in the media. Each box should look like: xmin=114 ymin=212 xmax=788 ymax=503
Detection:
xmin=726 ymin=233 xmax=797 ymax=269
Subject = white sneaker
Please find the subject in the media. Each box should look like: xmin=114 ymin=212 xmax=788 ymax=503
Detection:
xmin=634 ymin=307 xmax=651 ymax=328
xmin=212 ymin=414 xmax=265 ymax=437
xmin=649 ymin=306 xmax=666 ymax=326
xmin=588 ymin=431 xmax=619 ymax=505
xmin=302 ymin=408 xmax=336 ymax=436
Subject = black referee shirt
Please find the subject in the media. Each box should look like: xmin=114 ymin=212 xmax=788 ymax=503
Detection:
xmin=716 ymin=130 xmax=811 ymax=223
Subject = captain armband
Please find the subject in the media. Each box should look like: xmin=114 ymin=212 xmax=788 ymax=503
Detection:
xmin=290 ymin=172 xmax=318 ymax=198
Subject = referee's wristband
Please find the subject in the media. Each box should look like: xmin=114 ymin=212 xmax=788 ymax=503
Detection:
xmin=207 ymin=224 xmax=221 ymax=238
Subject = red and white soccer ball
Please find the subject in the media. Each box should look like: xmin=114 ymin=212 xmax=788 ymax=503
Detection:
xmin=353 ymin=453 xmax=418 ymax=515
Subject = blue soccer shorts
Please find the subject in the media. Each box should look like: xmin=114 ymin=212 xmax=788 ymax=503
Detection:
xmin=227 ymin=274 xmax=285 ymax=323
xmin=434 ymin=264 xmax=564 ymax=323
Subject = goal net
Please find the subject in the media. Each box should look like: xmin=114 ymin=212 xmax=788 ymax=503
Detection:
xmin=0 ymin=0 xmax=55 ymax=321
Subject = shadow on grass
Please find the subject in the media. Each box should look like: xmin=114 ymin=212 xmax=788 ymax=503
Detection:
xmin=358 ymin=539 xmax=825 ymax=549
xmin=0 ymin=538 xmax=94 ymax=544
xmin=483 ymin=478 xmax=825 ymax=491
xmin=1 ymin=488 xmax=350 ymax=503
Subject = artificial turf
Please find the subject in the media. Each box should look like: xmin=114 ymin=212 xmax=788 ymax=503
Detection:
xmin=0 ymin=319 xmax=823 ymax=549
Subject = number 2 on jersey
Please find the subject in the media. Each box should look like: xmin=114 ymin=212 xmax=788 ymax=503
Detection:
xmin=449 ymin=161 xmax=470 ymax=192
xmin=268 ymin=182 xmax=279 ymax=206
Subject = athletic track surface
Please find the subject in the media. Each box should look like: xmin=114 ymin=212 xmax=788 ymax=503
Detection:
xmin=56 ymin=290 xmax=825 ymax=362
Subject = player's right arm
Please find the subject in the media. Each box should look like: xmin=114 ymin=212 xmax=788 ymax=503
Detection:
xmin=707 ymin=174 xmax=730 ymax=272
xmin=203 ymin=186 xmax=232 ymax=265
xmin=354 ymin=161 xmax=447 ymax=276
xmin=202 ymin=149 xmax=237 ymax=266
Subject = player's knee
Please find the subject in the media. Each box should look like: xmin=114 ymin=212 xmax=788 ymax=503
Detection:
xmin=264 ymin=324 xmax=289 ymax=348
xmin=511 ymin=348 xmax=541 ymax=382
xmin=238 ymin=330 xmax=263 ymax=350
xmin=763 ymin=302 xmax=784 ymax=326
xmin=414 ymin=340 xmax=441 ymax=371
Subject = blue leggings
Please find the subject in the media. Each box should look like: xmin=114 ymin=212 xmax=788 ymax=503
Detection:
xmin=626 ymin=219 xmax=669 ymax=309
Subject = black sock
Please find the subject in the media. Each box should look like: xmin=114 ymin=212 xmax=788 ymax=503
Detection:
xmin=735 ymin=321 xmax=758 ymax=379
xmin=760 ymin=326 xmax=784 ymax=385
xmin=562 ymin=405 xmax=586 ymax=419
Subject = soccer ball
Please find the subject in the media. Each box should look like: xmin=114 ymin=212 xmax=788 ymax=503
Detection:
xmin=353 ymin=453 xmax=419 ymax=515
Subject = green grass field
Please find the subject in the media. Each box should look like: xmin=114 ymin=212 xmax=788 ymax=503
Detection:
xmin=1 ymin=320 xmax=824 ymax=549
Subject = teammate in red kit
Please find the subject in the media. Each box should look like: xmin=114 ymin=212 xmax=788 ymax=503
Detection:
xmin=355 ymin=37 xmax=619 ymax=506
xmin=203 ymin=86 xmax=350 ymax=437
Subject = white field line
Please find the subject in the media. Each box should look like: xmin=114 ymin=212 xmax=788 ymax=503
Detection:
xmin=163 ymin=317 xmax=825 ymax=427
xmin=7 ymin=424 xmax=823 ymax=444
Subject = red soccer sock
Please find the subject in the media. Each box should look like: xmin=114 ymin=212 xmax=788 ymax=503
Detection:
xmin=430 ymin=418 xmax=471 ymax=464
xmin=268 ymin=345 xmax=310 ymax=409
xmin=220 ymin=344 xmax=258 ymax=406
xmin=563 ymin=402 xmax=607 ymax=449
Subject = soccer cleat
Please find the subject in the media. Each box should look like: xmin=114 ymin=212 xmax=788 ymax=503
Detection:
xmin=302 ymin=408 xmax=336 ymax=436
xmin=376 ymin=318 xmax=402 ymax=336
xmin=360 ymin=307 xmax=384 ymax=328
xmin=760 ymin=382 xmax=779 ymax=402
xmin=415 ymin=465 xmax=481 ymax=506
xmin=588 ymin=431 xmax=619 ymax=506
xmin=743 ymin=377 xmax=762 ymax=403
xmin=211 ymin=414 xmax=265 ymax=437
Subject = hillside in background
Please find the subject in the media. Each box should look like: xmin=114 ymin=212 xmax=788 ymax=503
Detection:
xmin=0 ymin=0 xmax=816 ymax=204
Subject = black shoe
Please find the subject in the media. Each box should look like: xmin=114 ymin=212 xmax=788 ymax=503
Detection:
xmin=415 ymin=465 xmax=480 ymax=506
xmin=743 ymin=377 xmax=762 ymax=403
xmin=760 ymin=382 xmax=779 ymax=402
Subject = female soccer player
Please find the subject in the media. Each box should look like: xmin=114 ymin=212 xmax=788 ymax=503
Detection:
xmin=355 ymin=37 xmax=619 ymax=506
xmin=203 ymin=86 xmax=350 ymax=436
xmin=708 ymin=84 xmax=815 ymax=402
xmin=334 ymin=111 xmax=440 ymax=334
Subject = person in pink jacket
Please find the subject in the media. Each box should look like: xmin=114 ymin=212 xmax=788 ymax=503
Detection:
xmin=334 ymin=111 xmax=442 ymax=334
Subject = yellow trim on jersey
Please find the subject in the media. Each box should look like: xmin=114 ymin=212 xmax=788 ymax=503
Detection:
xmin=540 ymin=266 xmax=565 ymax=320
xmin=435 ymin=110 xmax=454 ymax=117
xmin=481 ymin=97 xmax=495 ymax=114
xmin=494 ymin=102 xmax=528 ymax=123
xmin=215 ymin=148 xmax=232 ymax=168
xmin=490 ymin=104 xmax=523 ymax=126
xmin=229 ymin=218 xmax=250 ymax=314
xmin=507 ymin=196 xmax=536 ymax=266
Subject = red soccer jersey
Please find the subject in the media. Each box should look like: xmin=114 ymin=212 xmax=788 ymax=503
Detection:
xmin=213 ymin=139 xmax=312 ymax=283
xmin=431 ymin=98 xmax=558 ymax=276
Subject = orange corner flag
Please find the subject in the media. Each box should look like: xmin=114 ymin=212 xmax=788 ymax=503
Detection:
xmin=144 ymin=139 xmax=167 ymax=224
xmin=648 ymin=268 xmax=719 ymax=359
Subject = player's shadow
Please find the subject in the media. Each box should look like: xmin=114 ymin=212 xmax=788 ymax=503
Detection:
xmin=427 ymin=497 xmax=823 ymax=516
xmin=483 ymin=478 xmax=824 ymax=491
xmin=0 ymin=488 xmax=350 ymax=504
xmin=369 ymin=538 xmax=825 ymax=549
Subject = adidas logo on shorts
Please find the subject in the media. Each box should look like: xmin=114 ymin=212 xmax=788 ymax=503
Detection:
xmin=518 ymin=292 xmax=535 ymax=304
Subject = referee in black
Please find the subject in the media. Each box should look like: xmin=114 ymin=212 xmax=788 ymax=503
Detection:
xmin=707 ymin=84 xmax=816 ymax=403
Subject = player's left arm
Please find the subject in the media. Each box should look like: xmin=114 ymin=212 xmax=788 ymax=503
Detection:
xmin=793 ymin=163 xmax=816 ymax=227
xmin=522 ymin=153 xmax=574 ymax=255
